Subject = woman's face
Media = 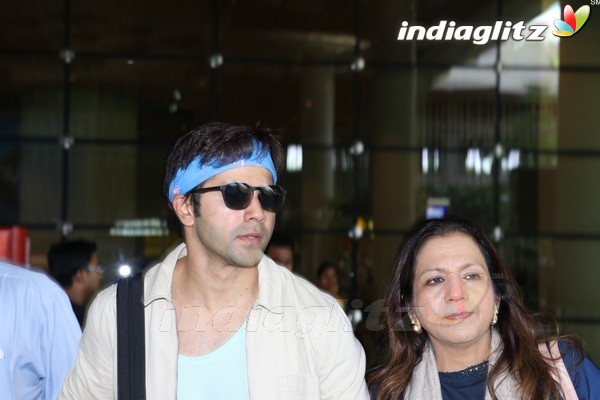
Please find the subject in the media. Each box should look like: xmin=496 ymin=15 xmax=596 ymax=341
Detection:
xmin=410 ymin=233 xmax=497 ymax=350
xmin=318 ymin=266 xmax=339 ymax=297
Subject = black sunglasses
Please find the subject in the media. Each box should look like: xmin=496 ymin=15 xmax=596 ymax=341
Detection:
xmin=188 ymin=182 xmax=286 ymax=213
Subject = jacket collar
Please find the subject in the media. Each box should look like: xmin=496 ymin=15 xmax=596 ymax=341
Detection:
xmin=254 ymin=256 xmax=284 ymax=314
xmin=143 ymin=242 xmax=186 ymax=306
xmin=143 ymin=242 xmax=283 ymax=314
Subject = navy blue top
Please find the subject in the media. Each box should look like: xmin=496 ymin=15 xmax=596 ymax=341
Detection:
xmin=552 ymin=342 xmax=600 ymax=400
xmin=371 ymin=342 xmax=600 ymax=400
xmin=439 ymin=360 xmax=487 ymax=400
xmin=439 ymin=342 xmax=600 ymax=400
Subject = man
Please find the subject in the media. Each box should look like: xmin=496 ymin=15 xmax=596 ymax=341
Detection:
xmin=48 ymin=239 xmax=103 ymax=326
xmin=59 ymin=122 xmax=369 ymax=399
xmin=0 ymin=260 xmax=81 ymax=400
xmin=265 ymin=232 xmax=295 ymax=271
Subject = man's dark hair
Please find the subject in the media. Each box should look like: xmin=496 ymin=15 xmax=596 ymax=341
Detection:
xmin=265 ymin=232 xmax=295 ymax=254
xmin=47 ymin=239 xmax=97 ymax=289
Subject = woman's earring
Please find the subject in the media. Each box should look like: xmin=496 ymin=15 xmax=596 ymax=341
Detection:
xmin=410 ymin=315 xmax=423 ymax=334
xmin=491 ymin=307 xmax=499 ymax=326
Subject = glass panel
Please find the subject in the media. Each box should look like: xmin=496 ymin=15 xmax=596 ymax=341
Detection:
xmin=219 ymin=65 xmax=354 ymax=145
xmin=136 ymin=145 xmax=173 ymax=220
xmin=560 ymin=322 xmax=600 ymax=363
xmin=0 ymin=142 xmax=21 ymax=224
xmin=0 ymin=57 xmax=63 ymax=138
xmin=421 ymin=149 xmax=497 ymax=231
xmin=371 ymin=148 xmax=514 ymax=233
xmin=68 ymin=143 xmax=172 ymax=226
xmin=505 ymin=161 xmax=539 ymax=235
xmin=371 ymin=151 xmax=422 ymax=231
xmin=364 ymin=233 xmax=403 ymax=367
xmin=501 ymin=1 xmax=562 ymax=68
xmin=538 ymin=155 xmax=600 ymax=234
xmin=364 ymin=0 xmax=497 ymax=65
xmin=538 ymin=238 xmax=600 ymax=361
xmin=498 ymin=236 xmax=539 ymax=308
xmin=29 ymin=229 xmax=63 ymax=271
xmin=361 ymin=68 xmax=497 ymax=147
xmin=221 ymin=0 xmax=354 ymax=62
xmin=554 ymin=72 xmax=600 ymax=151
xmin=539 ymin=238 xmax=600 ymax=315
xmin=71 ymin=1 xmax=211 ymax=56
xmin=69 ymin=143 xmax=135 ymax=225
xmin=500 ymin=70 xmax=558 ymax=117
xmin=279 ymin=147 xmax=357 ymax=233
xmin=1 ymin=143 xmax=62 ymax=225
xmin=70 ymin=59 xmax=211 ymax=141
xmin=0 ymin=0 xmax=62 ymax=51
xmin=500 ymin=71 xmax=558 ymax=152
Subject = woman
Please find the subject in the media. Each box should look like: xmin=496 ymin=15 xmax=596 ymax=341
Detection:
xmin=316 ymin=261 xmax=345 ymax=309
xmin=369 ymin=217 xmax=600 ymax=400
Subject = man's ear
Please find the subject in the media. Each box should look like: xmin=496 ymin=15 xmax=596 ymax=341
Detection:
xmin=73 ymin=268 xmax=86 ymax=284
xmin=171 ymin=195 xmax=196 ymax=227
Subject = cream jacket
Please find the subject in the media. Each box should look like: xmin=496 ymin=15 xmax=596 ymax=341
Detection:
xmin=59 ymin=243 xmax=369 ymax=399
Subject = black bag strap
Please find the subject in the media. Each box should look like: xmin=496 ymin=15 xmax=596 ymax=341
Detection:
xmin=117 ymin=272 xmax=146 ymax=400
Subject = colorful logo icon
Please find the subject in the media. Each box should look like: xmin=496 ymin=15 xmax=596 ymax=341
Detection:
xmin=552 ymin=5 xmax=591 ymax=37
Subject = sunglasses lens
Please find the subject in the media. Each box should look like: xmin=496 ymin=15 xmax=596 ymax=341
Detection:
xmin=219 ymin=183 xmax=286 ymax=212
xmin=258 ymin=185 xmax=286 ymax=212
xmin=222 ymin=183 xmax=253 ymax=210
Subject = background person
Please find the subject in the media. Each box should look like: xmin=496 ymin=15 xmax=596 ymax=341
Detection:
xmin=316 ymin=261 xmax=340 ymax=296
xmin=369 ymin=217 xmax=600 ymax=400
xmin=47 ymin=239 xmax=103 ymax=327
xmin=264 ymin=232 xmax=295 ymax=271
xmin=316 ymin=260 xmax=345 ymax=309
xmin=59 ymin=122 xmax=369 ymax=399
xmin=0 ymin=260 xmax=81 ymax=400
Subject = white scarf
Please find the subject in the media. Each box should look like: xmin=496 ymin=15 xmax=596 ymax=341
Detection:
xmin=403 ymin=329 xmax=521 ymax=400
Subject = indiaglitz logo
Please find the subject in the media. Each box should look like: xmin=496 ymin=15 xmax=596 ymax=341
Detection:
xmin=397 ymin=20 xmax=547 ymax=45
xmin=552 ymin=5 xmax=590 ymax=37
xmin=396 ymin=4 xmax=591 ymax=44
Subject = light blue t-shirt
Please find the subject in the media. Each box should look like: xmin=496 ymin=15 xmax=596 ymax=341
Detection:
xmin=0 ymin=261 xmax=82 ymax=400
xmin=177 ymin=321 xmax=249 ymax=400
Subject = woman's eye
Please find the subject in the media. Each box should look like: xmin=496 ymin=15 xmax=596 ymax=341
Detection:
xmin=464 ymin=273 xmax=480 ymax=280
xmin=426 ymin=277 xmax=444 ymax=285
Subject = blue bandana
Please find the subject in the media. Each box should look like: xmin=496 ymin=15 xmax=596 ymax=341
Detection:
xmin=168 ymin=140 xmax=278 ymax=201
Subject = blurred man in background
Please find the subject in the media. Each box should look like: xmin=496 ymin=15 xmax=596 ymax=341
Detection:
xmin=47 ymin=239 xmax=103 ymax=327
xmin=265 ymin=232 xmax=295 ymax=271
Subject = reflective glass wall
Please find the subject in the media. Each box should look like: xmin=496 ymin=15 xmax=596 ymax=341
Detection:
xmin=1 ymin=0 xmax=599 ymax=364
